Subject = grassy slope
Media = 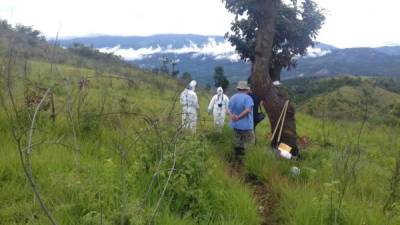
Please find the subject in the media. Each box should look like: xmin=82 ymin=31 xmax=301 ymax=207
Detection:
xmin=0 ymin=59 xmax=261 ymax=225
xmin=274 ymin=118 xmax=399 ymax=224
xmin=204 ymin=74 xmax=400 ymax=224
xmin=242 ymin=77 xmax=400 ymax=224
xmin=285 ymin=76 xmax=400 ymax=126
xmin=2 ymin=23 xmax=400 ymax=224
xmin=285 ymin=76 xmax=400 ymax=106
xmin=301 ymin=85 xmax=400 ymax=120
xmin=3 ymin=59 xmax=400 ymax=225
xmin=208 ymin=112 xmax=400 ymax=225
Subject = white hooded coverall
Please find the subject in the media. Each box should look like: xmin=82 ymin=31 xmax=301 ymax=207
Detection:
xmin=208 ymin=87 xmax=229 ymax=127
xmin=180 ymin=81 xmax=199 ymax=132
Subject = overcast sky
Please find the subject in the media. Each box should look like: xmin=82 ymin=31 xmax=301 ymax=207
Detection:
xmin=0 ymin=0 xmax=399 ymax=48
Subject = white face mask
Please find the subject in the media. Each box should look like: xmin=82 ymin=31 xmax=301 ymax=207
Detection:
xmin=217 ymin=87 xmax=223 ymax=95
xmin=188 ymin=80 xmax=197 ymax=91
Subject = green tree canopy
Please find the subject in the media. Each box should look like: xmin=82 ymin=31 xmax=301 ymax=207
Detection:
xmin=213 ymin=66 xmax=229 ymax=90
xmin=225 ymin=0 xmax=325 ymax=81
xmin=159 ymin=56 xmax=170 ymax=74
xmin=171 ymin=59 xmax=179 ymax=77
xmin=181 ymin=72 xmax=192 ymax=82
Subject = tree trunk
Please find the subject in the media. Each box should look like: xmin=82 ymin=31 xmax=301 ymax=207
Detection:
xmin=269 ymin=65 xmax=282 ymax=82
xmin=250 ymin=0 xmax=298 ymax=153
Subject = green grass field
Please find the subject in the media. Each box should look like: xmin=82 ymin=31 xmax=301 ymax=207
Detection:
xmin=1 ymin=56 xmax=400 ymax=225
xmin=2 ymin=19 xmax=400 ymax=225
xmin=0 ymin=58 xmax=263 ymax=225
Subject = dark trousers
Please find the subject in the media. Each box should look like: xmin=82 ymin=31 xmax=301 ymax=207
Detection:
xmin=233 ymin=129 xmax=255 ymax=160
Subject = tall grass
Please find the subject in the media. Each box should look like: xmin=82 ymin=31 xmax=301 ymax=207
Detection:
xmin=2 ymin=47 xmax=400 ymax=225
xmin=240 ymin=113 xmax=400 ymax=225
xmin=0 ymin=56 xmax=261 ymax=225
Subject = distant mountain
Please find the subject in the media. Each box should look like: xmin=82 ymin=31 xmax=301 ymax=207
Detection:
xmin=59 ymin=34 xmax=249 ymax=84
xmin=376 ymin=46 xmax=400 ymax=56
xmin=285 ymin=47 xmax=400 ymax=78
xmin=313 ymin=43 xmax=337 ymax=51
xmin=58 ymin=34 xmax=400 ymax=83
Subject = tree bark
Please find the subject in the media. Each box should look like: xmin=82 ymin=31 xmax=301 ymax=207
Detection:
xmin=250 ymin=0 xmax=298 ymax=154
xmin=269 ymin=65 xmax=282 ymax=82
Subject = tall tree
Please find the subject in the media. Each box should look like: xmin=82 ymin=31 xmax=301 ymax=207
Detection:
xmin=171 ymin=59 xmax=180 ymax=77
xmin=224 ymin=0 xmax=324 ymax=153
xmin=181 ymin=72 xmax=192 ymax=82
xmin=226 ymin=0 xmax=325 ymax=82
xmin=213 ymin=66 xmax=230 ymax=90
xmin=159 ymin=56 xmax=170 ymax=74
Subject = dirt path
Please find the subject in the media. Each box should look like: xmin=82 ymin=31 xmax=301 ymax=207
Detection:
xmin=229 ymin=162 xmax=280 ymax=225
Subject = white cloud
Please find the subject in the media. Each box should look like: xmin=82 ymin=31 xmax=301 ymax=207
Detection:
xmin=214 ymin=53 xmax=241 ymax=61
xmin=99 ymin=38 xmax=330 ymax=62
xmin=306 ymin=47 xmax=331 ymax=58
xmin=164 ymin=41 xmax=200 ymax=54
xmin=99 ymin=38 xmax=241 ymax=62
xmin=194 ymin=38 xmax=236 ymax=56
xmin=99 ymin=45 xmax=162 ymax=60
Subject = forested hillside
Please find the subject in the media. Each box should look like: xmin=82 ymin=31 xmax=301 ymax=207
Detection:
xmin=285 ymin=48 xmax=400 ymax=78
xmin=285 ymin=76 xmax=400 ymax=124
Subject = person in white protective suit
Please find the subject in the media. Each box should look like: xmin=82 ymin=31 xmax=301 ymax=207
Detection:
xmin=180 ymin=80 xmax=199 ymax=132
xmin=208 ymin=87 xmax=229 ymax=128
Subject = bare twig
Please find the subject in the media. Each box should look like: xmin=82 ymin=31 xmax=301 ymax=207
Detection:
xmin=22 ymin=88 xmax=59 ymax=225
xmin=148 ymin=124 xmax=184 ymax=225
xmin=119 ymin=144 xmax=127 ymax=225
xmin=27 ymin=89 xmax=50 ymax=154
xmin=66 ymin=78 xmax=80 ymax=163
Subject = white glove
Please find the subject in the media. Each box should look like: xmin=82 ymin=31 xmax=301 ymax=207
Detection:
xmin=280 ymin=150 xmax=292 ymax=159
